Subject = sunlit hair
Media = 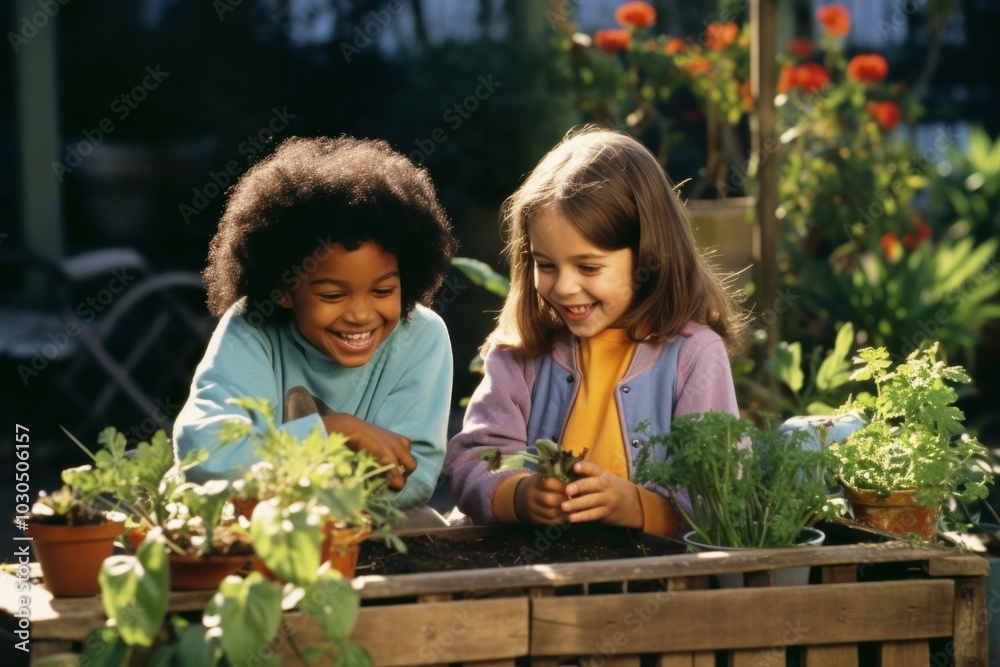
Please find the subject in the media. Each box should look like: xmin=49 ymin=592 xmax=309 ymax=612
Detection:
xmin=489 ymin=125 xmax=746 ymax=357
xmin=205 ymin=135 xmax=458 ymax=322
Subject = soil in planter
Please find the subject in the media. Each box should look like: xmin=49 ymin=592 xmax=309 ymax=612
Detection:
xmin=357 ymin=523 xmax=687 ymax=576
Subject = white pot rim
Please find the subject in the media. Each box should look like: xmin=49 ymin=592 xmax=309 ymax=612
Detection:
xmin=683 ymin=526 xmax=825 ymax=550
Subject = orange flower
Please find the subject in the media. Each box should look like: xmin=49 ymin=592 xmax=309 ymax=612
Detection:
xmin=794 ymin=62 xmax=830 ymax=93
xmin=704 ymin=22 xmax=739 ymax=52
xmin=847 ymin=54 xmax=889 ymax=83
xmin=615 ymin=1 xmax=657 ymax=29
xmin=816 ymin=4 xmax=850 ymax=38
xmin=594 ymin=29 xmax=632 ymax=53
xmin=777 ymin=62 xmax=796 ymax=93
xmin=739 ymin=79 xmax=753 ymax=112
xmin=665 ymin=38 xmax=688 ymax=55
xmin=788 ymin=37 xmax=815 ymax=60
xmin=880 ymin=231 xmax=900 ymax=262
xmin=682 ymin=55 xmax=711 ymax=76
xmin=867 ymin=100 xmax=901 ymax=131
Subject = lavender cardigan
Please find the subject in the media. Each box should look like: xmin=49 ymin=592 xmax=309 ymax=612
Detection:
xmin=444 ymin=322 xmax=739 ymax=523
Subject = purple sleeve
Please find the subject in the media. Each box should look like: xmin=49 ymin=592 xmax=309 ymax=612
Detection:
xmin=444 ymin=346 xmax=537 ymax=523
xmin=674 ymin=329 xmax=739 ymax=418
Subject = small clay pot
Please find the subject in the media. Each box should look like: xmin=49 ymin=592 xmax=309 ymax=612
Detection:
xmin=846 ymin=487 xmax=939 ymax=542
xmin=168 ymin=553 xmax=254 ymax=590
xmin=254 ymin=521 xmax=372 ymax=581
xmin=27 ymin=520 xmax=125 ymax=597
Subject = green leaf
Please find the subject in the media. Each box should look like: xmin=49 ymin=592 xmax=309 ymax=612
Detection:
xmin=80 ymin=626 xmax=132 ymax=667
xmin=451 ymin=257 xmax=510 ymax=298
xmin=335 ymin=642 xmax=374 ymax=667
xmin=98 ymin=529 xmax=169 ymax=647
xmin=773 ymin=341 xmax=804 ymax=392
xmin=204 ymin=572 xmax=283 ymax=667
xmin=300 ymin=569 xmax=361 ymax=643
xmin=815 ymin=323 xmax=855 ymax=390
xmin=250 ymin=500 xmax=323 ymax=586
xmin=171 ymin=618 xmax=223 ymax=666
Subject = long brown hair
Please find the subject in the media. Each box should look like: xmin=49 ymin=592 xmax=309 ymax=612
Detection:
xmin=489 ymin=126 xmax=746 ymax=357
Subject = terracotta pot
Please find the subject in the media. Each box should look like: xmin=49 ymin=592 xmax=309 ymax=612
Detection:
xmin=232 ymin=496 xmax=259 ymax=520
xmin=168 ymin=553 xmax=253 ymax=590
xmin=254 ymin=521 xmax=372 ymax=581
xmin=27 ymin=520 xmax=125 ymax=597
xmin=123 ymin=525 xmax=149 ymax=551
xmin=845 ymin=487 xmax=939 ymax=542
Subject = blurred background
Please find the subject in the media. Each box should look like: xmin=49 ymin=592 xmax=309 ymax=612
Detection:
xmin=2 ymin=0 xmax=1000 ymax=554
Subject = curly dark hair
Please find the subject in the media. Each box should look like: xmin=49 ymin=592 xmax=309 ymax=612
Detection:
xmin=204 ymin=135 xmax=458 ymax=322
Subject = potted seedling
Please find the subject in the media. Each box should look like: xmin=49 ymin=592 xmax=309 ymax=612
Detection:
xmin=829 ymin=344 xmax=994 ymax=541
xmin=482 ymin=438 xmax=588 ymax=483
xmin=632 ymin=410 xmax=842 ymax=586
xmin=24 ymin=475 xmax=127 ymax=597
xmin=221 ymin=396 xmax=406 ymax=582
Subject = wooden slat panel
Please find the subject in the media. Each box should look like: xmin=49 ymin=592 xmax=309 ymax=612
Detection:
xmin=802 ymin=644 xmax=858 ymax=666
xmin=654 ymin=653 xmax=716 ymax=667
xmin=879 ymin=640 xmax=929 ymax=666
xmin=467 ymin=661 xmax=517 ymax=667
xmin=926 ymin=556 xmax=990 ymax=577
xmin=356 ymin=543 xmax=979 ymax=600
xmin=282 ymin=598 xmax=528 ymax=667
xmin=729 ymin=647 xmax=783 ymax=666
xmin=531 ymin=580 xmax=954 ymax=655
xmin=951 ymin=576 xmax=989 ymax=667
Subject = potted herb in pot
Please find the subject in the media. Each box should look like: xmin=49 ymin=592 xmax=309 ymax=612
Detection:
xmin=633 ymin=410 xmax=842 ymax=585
xmin=220 ymin=397 xmax=406 ymax=582
xmin=24 ymin=486 xmax=127 ymax=597
xmin=828 ymin=344 xmax=994 ymax=542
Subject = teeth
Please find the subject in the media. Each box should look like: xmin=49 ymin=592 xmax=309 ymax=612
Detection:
xmin=339 ymin=331 xmax=373 ymax=342
xmin=567 ymin=306 xmax=590 ymax=314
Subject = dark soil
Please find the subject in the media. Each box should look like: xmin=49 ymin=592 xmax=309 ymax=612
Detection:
xmin=356 ymin=523 xmax=688 ymax=576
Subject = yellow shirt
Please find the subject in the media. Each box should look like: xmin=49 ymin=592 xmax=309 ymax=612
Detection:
xmin=493 ymin=329 xmax=678 ymax=535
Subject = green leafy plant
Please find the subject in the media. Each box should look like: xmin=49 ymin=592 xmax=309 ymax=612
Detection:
xmin=220 ymin=397 xmax=407 ymax=566
xmin=483 ymin=439 xmax=587 ymax=483
xmin=830 ymin=344 xmax=994 ymax=509
xmin=634 ymin=410 xmax=841 ymax=548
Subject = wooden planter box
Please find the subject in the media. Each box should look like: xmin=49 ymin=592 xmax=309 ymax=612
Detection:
xmin=1 ymin=524 xmax=989 ymax=666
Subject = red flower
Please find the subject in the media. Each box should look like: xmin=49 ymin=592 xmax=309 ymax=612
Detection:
xmin=847 ymin=54 xmax=889 ymax=83
xmin=881 ymin=231 xmax=900 ymax=262
xmin=704 ymin=22 xmax=740 ymax=52
xmin=665 ymin=38 xmax=688 ymax=55
xmin=794 ymin=62 xmax=830 ymax=93
xmin=902 ymin=216 xmax=932 ymax=249
xmin=615 ymin=1 xmax=657 ymax=30
xmin=739 ymin=79 xmax=753 ymax=112
xmin=788 ymin=37 xmax=815 ymax=60
xmin=594 ymin=29 xmax=632 ymax=53
xmin=816 ymin=4 xmax=851 ymax=38
xmin=867 ymin=100 xmax=901 ymax=131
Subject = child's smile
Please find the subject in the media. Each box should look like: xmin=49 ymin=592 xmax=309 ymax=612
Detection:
xmin=529 ymin=208 xmax=635 ymax=338
xmin=280 ymin=242 xmax=402 ymax=367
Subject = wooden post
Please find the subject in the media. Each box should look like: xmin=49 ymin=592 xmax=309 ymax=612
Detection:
xmin=750 ymin=0 xmax=779 ymax=357
xmin=14 ymin=0 xmax=64 ymax=259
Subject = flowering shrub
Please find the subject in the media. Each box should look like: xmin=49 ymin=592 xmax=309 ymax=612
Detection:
xmin=559 ymin=1 xmax=750 ymax=198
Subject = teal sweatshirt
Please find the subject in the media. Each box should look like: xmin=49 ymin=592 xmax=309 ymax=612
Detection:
xmin=172 ymin=301 xmax=453 ymax=510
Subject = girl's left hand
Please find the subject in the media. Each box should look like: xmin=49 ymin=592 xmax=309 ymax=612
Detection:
xmin=561 ymin=461 xmax=644 ymax=529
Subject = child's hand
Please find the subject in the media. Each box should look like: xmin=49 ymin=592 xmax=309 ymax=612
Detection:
xmin=514 ymin=474 xmax=570 ymax=525
xmin=323 ymin=413 xmax=416 ymax=491
xmin=561 ymin=461 xmax=644 ymax=529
